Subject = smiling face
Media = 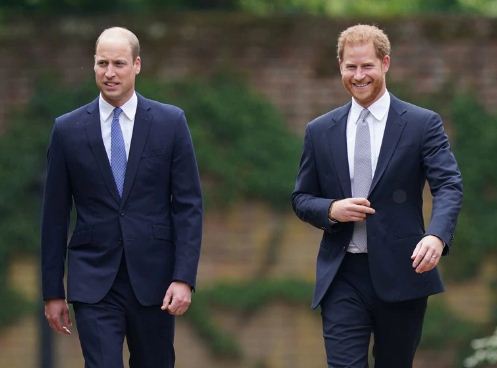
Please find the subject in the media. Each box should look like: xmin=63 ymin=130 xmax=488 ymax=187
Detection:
xmin=339 ymin=41 xmax=390 ymax=108
xmin=94 ymin=32 xmax=141 ymax=107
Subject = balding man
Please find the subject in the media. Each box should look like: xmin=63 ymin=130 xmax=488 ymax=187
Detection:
xmin=41 ymin=27 xmax=203 ymax=367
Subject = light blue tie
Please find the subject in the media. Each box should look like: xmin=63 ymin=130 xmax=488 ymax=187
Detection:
xmin=351 ymin=109 xmax=372 ymax=252
xmin=111 ymin=107 xmax=126 ymax=197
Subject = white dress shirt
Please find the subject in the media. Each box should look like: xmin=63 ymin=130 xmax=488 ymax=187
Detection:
xmin=346 ymin=90 xmax=390 ymax=184
xmin=98 ymin=92 xmax=137 ymax=161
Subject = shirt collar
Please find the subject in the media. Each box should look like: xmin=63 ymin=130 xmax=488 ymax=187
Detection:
xmin=350 ymin=90 xmax=390 ymax=123
xmin=99 ymin=92 xmax=138 ymax=122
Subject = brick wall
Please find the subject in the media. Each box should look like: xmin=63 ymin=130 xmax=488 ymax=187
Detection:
xmin=0 ymin=13 xmax=494 ymax=367
xmin=2 ymin=14 xmax=497 ymax=132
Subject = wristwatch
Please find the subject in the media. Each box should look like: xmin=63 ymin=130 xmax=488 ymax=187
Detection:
xmin=328 ymin=200 xmax=340 ymax=225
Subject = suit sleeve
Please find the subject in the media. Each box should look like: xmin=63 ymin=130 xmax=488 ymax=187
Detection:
xmin=291 ymin=124 xmax=336 ymax=233
xmin=422 ymin=113 xmax=463 ymax=251
xmin=170 ymin=111 xmax=203 ymax=289
xmin=41 ymin=121 xmax=72 ymax=300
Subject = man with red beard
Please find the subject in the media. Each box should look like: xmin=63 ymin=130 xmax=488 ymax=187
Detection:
xmin=292 ymin=24 xmax=462 ymax=367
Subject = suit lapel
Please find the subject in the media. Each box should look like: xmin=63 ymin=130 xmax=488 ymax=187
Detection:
xmin=369 ymin=96 xmax=407 ymax=196
xmin=121 ymin=95 xmax=152 ymax=205
xmin=84 ymin=99 xmax=121 ymax=203
xmin=325 ymin=103 xmax=352 ymax=198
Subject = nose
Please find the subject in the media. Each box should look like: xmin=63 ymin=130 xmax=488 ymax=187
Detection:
xmin=105 ymin=65 xmax=115 ymax=78
xmin=353 ymin=67 xmax=365 ymax=80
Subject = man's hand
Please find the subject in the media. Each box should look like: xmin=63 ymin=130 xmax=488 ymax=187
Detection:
xmin=329 ymin=198 xmax=375 ymax=222
xmin=411 ymin=235 xmax=444 ymax=274
xmin=44 ymin=299 xmax=72 ymax=335
xmin=161 ymin=281 xmax=192 ymax=316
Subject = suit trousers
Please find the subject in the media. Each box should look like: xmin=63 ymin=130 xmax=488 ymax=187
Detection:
xmin=73 ymin=255 xmax=175 ymax=368
xmin=320 ymin=253 xmax=427 ymax=368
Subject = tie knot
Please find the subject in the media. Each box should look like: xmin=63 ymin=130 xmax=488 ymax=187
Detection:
xmin=113 ymin=107 xmax=123 ymax=120
xmin=358 ymin=109 xmax=370 ymax=123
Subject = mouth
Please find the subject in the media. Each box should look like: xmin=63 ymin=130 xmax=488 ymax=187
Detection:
xmin=353 ymin=82 xmax=371 ymax=88
xmin=104 ymin=81 xmax=120 ymax=88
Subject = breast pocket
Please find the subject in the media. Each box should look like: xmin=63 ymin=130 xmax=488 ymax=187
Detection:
xmin=139 ymin=149 xmax=171 ymax=181
xmin=141 ymin=148 xmax=170 ymax=160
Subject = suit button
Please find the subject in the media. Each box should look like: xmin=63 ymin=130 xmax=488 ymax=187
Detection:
xmin=120 ymin=212 xmax=125 ymax=217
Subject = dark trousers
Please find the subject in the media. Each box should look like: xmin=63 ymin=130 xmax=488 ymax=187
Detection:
xmin=321 ymin=253 xmax=427 ymax=368
xmin=73 ymin=257 xmax=175 ymax=368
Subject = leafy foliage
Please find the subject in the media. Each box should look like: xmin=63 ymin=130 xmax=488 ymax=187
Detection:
xmin=1 ymin=0 xmax=496 ymax=15
xmin=186 ymin=278 xmax=313 ymax=357
xmin=442 ymin=95 xmax=497 ymax=279
xmin=138 ymin=74 xmax=300 ymax=209
xmin=421 ymin=296 xmax=480 ymax=349
xmin=463 ymin=327 xmax=497 ymax=368
xmin=0 ymin=288 xmax=33 ymax=329
xmin=0 ymin=0 xmax=238 ymax=13
xmin=188 ymin=281 xmax=479 ymax=359
xmin=0 ymin=76 xmax=97 ymax=327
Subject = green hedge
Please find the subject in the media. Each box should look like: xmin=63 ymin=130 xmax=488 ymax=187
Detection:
xmin=421 ymin=296 xmax=480 ymax=349
xmin=137 ymin=73 xmax=301 ymax=209
xmin=186 ymin=278 xmax=313 ymax=358
xmin=445 ymin=95 xmax=497 ymax=280
xmin=0 ymin=0 xmax=492 ymax=15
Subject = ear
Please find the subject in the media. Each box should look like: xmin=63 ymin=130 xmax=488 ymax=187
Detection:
xmin=382 ymin=55 xmax=390 ymax=73
xmin=134 ymin=56 xmax=142 ymax=75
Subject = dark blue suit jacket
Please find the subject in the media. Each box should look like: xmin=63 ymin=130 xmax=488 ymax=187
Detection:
xmin=292 ymin=94 xmax=462 ymax=308
xmin=41 ymin=94 xmax=203 ymax=306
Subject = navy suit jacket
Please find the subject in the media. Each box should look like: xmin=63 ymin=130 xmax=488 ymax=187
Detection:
xmin=41 ymin=94 xmax=203 ymax=306
xmin=292 ymin=94 xmax=462 ymax=309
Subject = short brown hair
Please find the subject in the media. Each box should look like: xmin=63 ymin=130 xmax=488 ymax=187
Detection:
xmin=95 ymin=27 xmax=140 ymax=61
xmin=337 ymin=24 xmax=391 ymax=61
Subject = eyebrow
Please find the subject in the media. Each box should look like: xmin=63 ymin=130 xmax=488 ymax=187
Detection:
xmin=95 ymin=57 xmax=128 ymax=63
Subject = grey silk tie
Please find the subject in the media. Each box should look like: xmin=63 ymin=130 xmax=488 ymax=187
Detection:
xmin=351 ymin=109 xmax=372 ymax=252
